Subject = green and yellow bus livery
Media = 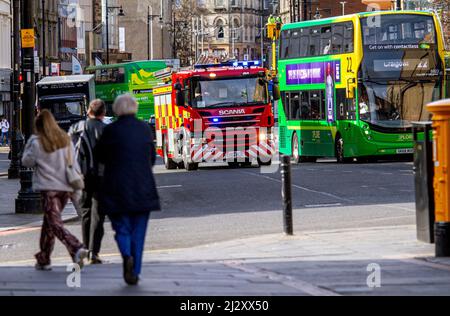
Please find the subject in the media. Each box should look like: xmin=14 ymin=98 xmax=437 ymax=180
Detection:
xmin=278 ymin=10 xmax=447 ymax=163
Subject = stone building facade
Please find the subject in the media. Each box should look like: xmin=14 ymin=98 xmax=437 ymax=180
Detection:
xmin=118 ymin=0 xmax=173 ymax=61
xmin=195 ymin=0 xmax=272 ymax=61
xmin=280 ymin=0 xmax=368 ymax=24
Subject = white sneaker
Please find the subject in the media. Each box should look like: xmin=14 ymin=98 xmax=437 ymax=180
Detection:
xmin=35 ymin=263 xmax=52 ymax=271
xmin=73 ymin=248 xmax=89 ymax=269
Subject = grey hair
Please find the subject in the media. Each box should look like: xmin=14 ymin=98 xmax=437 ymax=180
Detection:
xmin=112 ymin=94 xmax=138 ymax=117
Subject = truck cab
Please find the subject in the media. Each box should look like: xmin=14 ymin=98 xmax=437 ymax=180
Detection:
xmin=154 ymin=61 xmax=277 ymax=171
xmin=37 ymin=75 xmax=95 ymax=131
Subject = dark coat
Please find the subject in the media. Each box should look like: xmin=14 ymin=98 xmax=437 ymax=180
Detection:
xmin=96 ymin=115 xmax=161 ymax=215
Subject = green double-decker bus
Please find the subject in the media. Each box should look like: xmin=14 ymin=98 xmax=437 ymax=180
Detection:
xmin=86 ymin=61 xmax=169 ymax=122
xmin=278 ymin=11 xmax=447 ymax=163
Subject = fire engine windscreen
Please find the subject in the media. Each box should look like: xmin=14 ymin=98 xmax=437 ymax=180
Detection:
xmin=191 ymin=77 xmax=268 ymax=108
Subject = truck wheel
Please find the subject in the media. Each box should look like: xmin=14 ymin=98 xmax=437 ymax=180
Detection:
xmin=182 ymin=143 xmax=199 ymax=171
xmin=258 ymin=158 xmax=272 ymax=167
xmin=164 ymin=139 xmax=178 ymax=170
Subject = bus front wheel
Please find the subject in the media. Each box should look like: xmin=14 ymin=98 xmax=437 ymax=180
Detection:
xmin=335 ymin=136 xmax=352 ymax=164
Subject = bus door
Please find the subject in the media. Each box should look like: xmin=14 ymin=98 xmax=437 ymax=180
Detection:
xmin=299 ymin=90 xmax=334 ymax=157
xmin=336 ymin=88 xmax=357 ymax=150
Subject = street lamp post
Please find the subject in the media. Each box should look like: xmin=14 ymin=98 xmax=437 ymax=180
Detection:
xmin=105 ymin=0 xmax=124 ymax=64
xmin=16 ymin=0 xmax=42 ymax=214
xmin=8 ymin=0 xmax=24 ymax=180
xmin=42 ymin=0 xmax=46 ymax=76
xmin=340 ymin=1 xmax=347 ymax=16
xmin=147 ymin=5 xmax=160 ymax=60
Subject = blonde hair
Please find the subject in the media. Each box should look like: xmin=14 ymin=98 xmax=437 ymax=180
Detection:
xmin=35 ymin=109 xmax=70 ymax=153
xmin=113 ymin=94 xmax=138 ymax=117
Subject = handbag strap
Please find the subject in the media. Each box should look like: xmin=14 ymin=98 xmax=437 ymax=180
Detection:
xmin=66 ymin=145 xmax=73 ymax=167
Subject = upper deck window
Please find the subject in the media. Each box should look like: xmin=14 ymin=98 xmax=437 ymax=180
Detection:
xmin=361 ymin=14 xmax=436 ymax=46
xmin=280 ymin=21 xmax=354 ymax=60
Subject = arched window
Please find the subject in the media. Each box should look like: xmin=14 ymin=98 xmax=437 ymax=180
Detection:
xmin=216 ymin=19 xmax=225 ymax=39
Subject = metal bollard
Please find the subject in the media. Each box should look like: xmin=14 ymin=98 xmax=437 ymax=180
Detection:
xmin=281 ymin=155 xmax=294 ymax=236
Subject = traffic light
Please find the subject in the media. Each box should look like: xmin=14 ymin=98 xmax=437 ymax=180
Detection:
xmin=275 ymin=20 xmax=282 ymax=40
xmin=18 ymin=72 xmax=24 ymax=95
xmin=267 ymin=16 xmax=282 ymax=40
xmin=267 ymin=21 xmax=276 ymax=39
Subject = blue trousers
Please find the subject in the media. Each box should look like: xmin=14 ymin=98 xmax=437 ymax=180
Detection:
xmin=109 ymin=213 xmax=150 ymax=276
xmin=1 ymin=132 xmax=8 ymax=145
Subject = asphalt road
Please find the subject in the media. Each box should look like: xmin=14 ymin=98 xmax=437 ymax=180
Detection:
xmin=0 ymin=157 xmax=417 ymax=265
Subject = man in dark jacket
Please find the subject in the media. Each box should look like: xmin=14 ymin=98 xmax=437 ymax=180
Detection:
xmin=69 ymin=99 xmax=107 ymax=264
xmin=96 ymin=94 xmax=160 ymax=286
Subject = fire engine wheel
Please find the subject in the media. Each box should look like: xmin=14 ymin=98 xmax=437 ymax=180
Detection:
xmin=258 ymin=158 xmax=272 ymax=167
xmin=181 ymin=143 xmax=199 ymax=171
xmin=164 ymin=139 xmax=178 ymax=170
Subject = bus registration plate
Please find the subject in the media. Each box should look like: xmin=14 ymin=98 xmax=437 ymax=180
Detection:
xmin=397 ymin=148 xmax=414 ymax=154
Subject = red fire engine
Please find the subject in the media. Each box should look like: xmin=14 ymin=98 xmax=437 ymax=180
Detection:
xmin=153 ymin=61 xmax=277 ymax=171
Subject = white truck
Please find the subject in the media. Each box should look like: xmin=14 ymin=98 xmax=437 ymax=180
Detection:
xmin=37 ymin=75 xmax=95 ymax=131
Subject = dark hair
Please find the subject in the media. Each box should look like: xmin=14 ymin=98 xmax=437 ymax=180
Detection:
xmin=88 ymin=99 xmax=106 ymax=118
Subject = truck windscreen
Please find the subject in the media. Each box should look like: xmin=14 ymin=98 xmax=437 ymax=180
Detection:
xmin=40 ymin=99 xmax=83 ymax=118
xmin=191 ymin=77 xmax=268 ymax=109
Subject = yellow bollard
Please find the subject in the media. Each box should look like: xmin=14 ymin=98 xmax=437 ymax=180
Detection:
xmin=427 ymin=99 xmax=450 ymax=257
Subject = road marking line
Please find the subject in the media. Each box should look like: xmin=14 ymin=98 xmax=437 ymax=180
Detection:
xmin=304 ymin=203 xmax=343 ymax=208
xmin=224 ymin=260 xmax=341 ymax=296
xmin=239 ymin=170 xmax=353 ymax=203
xmin=0 ymin=227 xmax=41 ymax=237
xmin=157 ymin=185 xmax=183 ymax=189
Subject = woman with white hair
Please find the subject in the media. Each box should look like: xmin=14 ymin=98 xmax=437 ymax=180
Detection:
xmin=96 ymin=94 xmax=161 ymax=286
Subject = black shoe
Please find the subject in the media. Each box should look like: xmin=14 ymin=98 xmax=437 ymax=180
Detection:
xmin=90 ymin=255 xmax=104 ymax=265
xmin=123 ymin=256 xmax=139 ymax=286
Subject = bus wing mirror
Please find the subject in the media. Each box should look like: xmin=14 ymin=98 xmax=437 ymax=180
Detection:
xmin=272 ymin=78 xmax=281 ymax=101
xmin=347 ymin=78 xmax=356 ymax=99
xmin=347 ymin=87 xmax=355 ymax=99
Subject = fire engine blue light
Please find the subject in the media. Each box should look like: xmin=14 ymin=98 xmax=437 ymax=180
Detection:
xmin=213 ymin=118 xmax=220 ymax=123
xmin=195 ymin=60 xmax=262 ymax=69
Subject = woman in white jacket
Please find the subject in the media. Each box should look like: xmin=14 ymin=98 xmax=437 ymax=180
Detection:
xmin=22 ymin=110 xmax=88 ymax=271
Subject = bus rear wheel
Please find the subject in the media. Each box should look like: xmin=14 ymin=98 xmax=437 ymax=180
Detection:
xmin=292 ymin=133 xmax=300 ymax=164
xmin=292 ymin=133 xmax=316 ymax=163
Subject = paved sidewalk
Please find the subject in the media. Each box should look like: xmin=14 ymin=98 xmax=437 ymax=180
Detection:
xmin=0 ymin=147 xmax=9 ymax=175
xmin=1 ymin=225 xmax=450 ymax=296
xmin=0 ymin=177 xmax=79 ymax=232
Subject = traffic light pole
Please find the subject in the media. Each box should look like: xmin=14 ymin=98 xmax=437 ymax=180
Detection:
xmin=8 ymin=0 xmax=24 ymax=180
xmin=16 ymin=0 xmax=42 ymax=214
